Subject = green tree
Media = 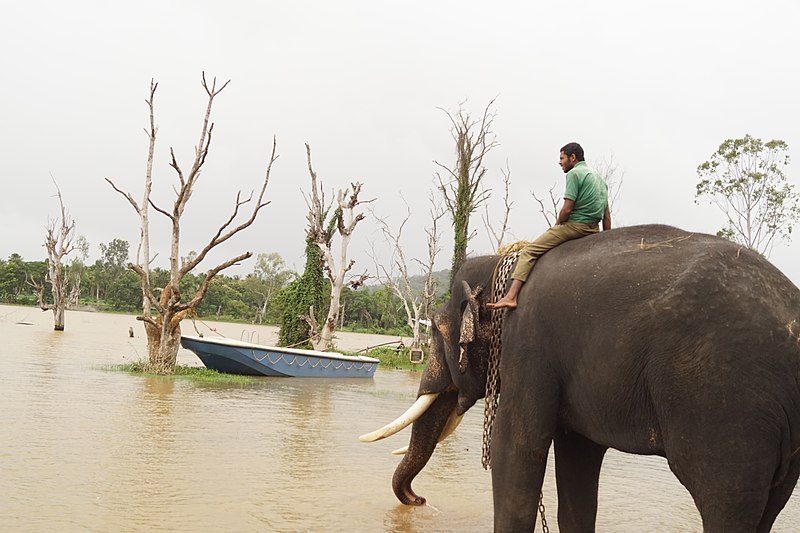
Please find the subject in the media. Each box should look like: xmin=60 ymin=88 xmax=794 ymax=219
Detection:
xmin=105 ymin=270 xmax=142 ymax=311
xmin=245 ymin=252 xmax=295 ymax=324
xmin=0 ymin=254 xmax=35 ymax=303
xmin=100 ymin=239 xmax=130 ymax=274
xmin=88 ymin=238 xmax=130 ymax=301
xmin=696 ymin=135 xmax=799 ymax=256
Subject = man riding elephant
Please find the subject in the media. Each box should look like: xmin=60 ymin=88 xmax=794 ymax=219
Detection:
xmin=488 ymin=142 xmax=612 ymax=310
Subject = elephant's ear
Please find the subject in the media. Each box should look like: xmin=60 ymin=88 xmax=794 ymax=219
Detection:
xmin=458 ymin=281 xmax=484 ymax=374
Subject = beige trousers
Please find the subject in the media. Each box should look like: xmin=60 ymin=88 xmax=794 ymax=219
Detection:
xmin=511 ymin=221 xmax=600 ymax=282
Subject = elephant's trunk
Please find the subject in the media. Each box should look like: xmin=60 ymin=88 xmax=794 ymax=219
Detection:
xmin=391 ymin=391 xmax=458 ymax=506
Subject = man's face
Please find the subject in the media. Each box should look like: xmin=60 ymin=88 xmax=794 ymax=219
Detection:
xmin=559 ymin=152 xmax=577 ymax=173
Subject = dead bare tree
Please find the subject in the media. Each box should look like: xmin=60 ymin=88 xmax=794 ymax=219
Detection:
xmin=482 ymin=161 xmax=513 ymax=251
xmin=593 ymin=153 xmax=624 ymax=214
xmin=30 ymin=180 xmax=79 ymax=331
xmin=435 ymin=98 xmax=498 ymax=286
xmin=371 ymin=195 xmax=445 ymax=348
xmin=302 ymin=143 xmax=370 ymax=351
xmin=106 ymin=74 xmax=278 ymax=374
xmin=531 ymin=182 xmax=560 ymax=227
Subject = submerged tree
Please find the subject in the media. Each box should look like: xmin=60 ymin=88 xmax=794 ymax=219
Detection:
xmin=30 ymin=182 xmax=80 ymax=330
xmin=372 ymin=195 xmax=445 ymax=348
xmin=107 ymin=74 xmax=278 ymax=373
xmin=435 ymin=99 xmax=498 ymax=287
xmin=696 ymin=135 xmax=799 ymax=256
xmin=301 ymin=143 xmax=370 ymax=351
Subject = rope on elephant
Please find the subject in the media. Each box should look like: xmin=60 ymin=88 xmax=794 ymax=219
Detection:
xmin=482 ymin=249 xmax=521 ymax=470
xmin=625 ymin=234 xmax=693 ymax=252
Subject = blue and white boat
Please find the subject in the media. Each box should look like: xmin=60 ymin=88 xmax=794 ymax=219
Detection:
xmin=180 ymin=335 xmax=379 ymax=378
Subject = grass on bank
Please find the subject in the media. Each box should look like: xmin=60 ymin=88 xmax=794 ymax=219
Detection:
xmin=106 ymin=361 xmax=258 ymax=384
xmin=346 ymin=346 xmax=427 ymax=371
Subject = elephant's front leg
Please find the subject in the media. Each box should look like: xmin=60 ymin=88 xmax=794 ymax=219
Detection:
xmin=491 ymin=382 xmax=559 ymax=532
xmin=553 ymin=430 xmax=608 ymax=532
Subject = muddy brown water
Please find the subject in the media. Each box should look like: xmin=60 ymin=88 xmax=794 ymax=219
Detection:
xmin=1 ymin=304 xmax=798 ymax=532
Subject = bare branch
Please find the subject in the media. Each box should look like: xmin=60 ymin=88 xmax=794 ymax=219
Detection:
xmin=531 ymin=182 xmax=560 ymax=227
xmin=371 ymin=193 xmax=444 ymax=346
xmin=482 ymin=161 xmax=513 ymax=251
xmin=105 ymin=178 xmax=141 ymax=212
xmin=181 ymin=136 xmax=278 ymax=275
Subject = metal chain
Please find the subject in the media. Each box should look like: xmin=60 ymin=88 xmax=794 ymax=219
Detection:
xmin=539 ymin=491 xmax=549 ymax=533
xmin=481 ymin=251 xmax=549 ymax=533
xmin=481 ymin=250 xmax=520 ymax=470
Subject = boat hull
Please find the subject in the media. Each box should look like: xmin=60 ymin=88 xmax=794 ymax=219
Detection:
xmin=180 ymin=335 xmax=379 ymax=378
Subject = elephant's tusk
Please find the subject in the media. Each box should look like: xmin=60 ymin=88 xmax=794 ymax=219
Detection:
xmin=439 ymin=411 xmax=464 ymax=442
xmin=389 ymin=411 xmax=464 ymax=455
xmin=358 ymin=393 xmax=440 ymax=442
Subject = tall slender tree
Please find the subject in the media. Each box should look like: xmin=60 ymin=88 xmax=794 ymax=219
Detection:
xmin=435 ymin=99 xmax=498 ymax=287
xmin=30 ymin=182 xmax=80 ymax=330
xmin=300 ymin=143 xmax=370 ymax=351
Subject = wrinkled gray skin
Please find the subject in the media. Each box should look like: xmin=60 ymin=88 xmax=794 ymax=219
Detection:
xmin=392 ymin=224 xmax=800 ymax=533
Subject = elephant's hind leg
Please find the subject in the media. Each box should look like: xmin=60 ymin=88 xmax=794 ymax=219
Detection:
xmin=553 ymin=431 xmax=608 ymax=533
xmin=667 ymin=440 xmax=778 ymax=532
xmin=757 ymin=452 xmax=800 ymax=533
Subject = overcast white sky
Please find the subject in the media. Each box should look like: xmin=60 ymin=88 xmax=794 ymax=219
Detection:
xmin=1 ymin=0 xmax=799 ymax=286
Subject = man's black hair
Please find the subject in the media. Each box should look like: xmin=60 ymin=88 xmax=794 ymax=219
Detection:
xmin=560 ymin=142 xmax=585 ymax=161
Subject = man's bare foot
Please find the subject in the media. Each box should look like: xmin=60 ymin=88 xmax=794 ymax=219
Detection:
xmin=486 ymin=297 xmax=517 ymax=310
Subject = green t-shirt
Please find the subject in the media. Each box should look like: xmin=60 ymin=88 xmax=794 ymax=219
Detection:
xmin=563 ymin=161 xmax=608 ymax=224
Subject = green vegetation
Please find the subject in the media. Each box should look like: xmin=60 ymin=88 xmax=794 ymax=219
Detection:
xmin=107 ymin=362 xmax=259 ymax=385
xmin=277 ymin=239 xmax=327 ymax=348
xmin=1 ymin=245 xmax=448 ymax=333
xmin=349 ymin=346 xmax=427 ymax=371
xmin=696 ymin=135 xmax=799 ymax=256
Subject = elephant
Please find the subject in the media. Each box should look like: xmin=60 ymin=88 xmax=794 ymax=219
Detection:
xmin=361 ymin=224 xmax=800 ymax=532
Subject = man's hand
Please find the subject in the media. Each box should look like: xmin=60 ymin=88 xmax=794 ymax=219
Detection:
xmin=557 ymin=198 xmax=575 ymax=225
xmin=602 ymin=205 xmax=612 ymax=231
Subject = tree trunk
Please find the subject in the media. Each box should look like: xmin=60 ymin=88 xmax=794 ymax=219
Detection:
xmin=52 ymin=306 xmax=65 ymax=331
xmin=144 ymin=313 xmax=182 ymax=374
xmin=316 ymin=283 xmax=342 ymax=351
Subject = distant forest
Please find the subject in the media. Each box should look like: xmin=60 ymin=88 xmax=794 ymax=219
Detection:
xmin=0 ymin=245 xmax=450 ymax=336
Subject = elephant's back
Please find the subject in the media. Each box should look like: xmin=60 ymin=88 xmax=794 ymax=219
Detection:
xmin=534 ymin=224 xmax=800 ymax=321
xmin=521 ymin=223 xmax=800 ymax=387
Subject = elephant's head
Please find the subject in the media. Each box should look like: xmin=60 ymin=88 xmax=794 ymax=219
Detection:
xmin=360 ymin=255 xmax=498 ymax=505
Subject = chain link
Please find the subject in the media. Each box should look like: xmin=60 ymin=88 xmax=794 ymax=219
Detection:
xmin=481 ymin=250 xmax=520 ymax=470
xmin=539 ymin=491 xmax=550 ymax=533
